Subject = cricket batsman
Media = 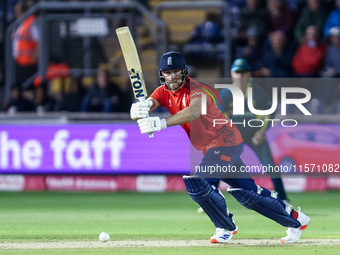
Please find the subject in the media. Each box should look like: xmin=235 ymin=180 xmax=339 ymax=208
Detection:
xmin=130 ymin=51 xmax=310 ymax=243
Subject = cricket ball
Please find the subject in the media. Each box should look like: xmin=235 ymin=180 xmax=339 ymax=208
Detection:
xmin=99 ymin=232 xmax=110 ymax=242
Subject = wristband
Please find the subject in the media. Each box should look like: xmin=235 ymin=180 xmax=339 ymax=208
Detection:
xmin=160 ymin=118 xmax=167 ymax=129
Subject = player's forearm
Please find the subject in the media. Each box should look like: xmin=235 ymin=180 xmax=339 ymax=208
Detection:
xmin=147 ymin=98 xmax=159 ymax=113
xmin=166 ymin=103 xmax=201 ymax=127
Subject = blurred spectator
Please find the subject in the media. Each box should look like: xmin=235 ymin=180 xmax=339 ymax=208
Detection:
xmin=292 ymin=26 xmax=326 ymax=77
xmin=12 ymin=1 xmax=40 ymax=87
xmin=4 ymin=86 xmax=34 ymax=113
xmin=267 ymin=0 xmax=295 ymax=36
xmin=226 ymin=0 xmax=247 ymax=36
xmin=54 ymin=77 xmax=86 ymax=112
xmin=323 ymin=0 xmax=340 ymax=37
xmin=226 ymin=0 xmax=247 ymax=8
xmin=322 ymin=26 xmax=340 ymax=77
xmin=285 ymin=0 xmax=299 ymax=10
xmin=234 ymin=27 xmax=263 ymax=71
xmin=255 ymin=30 xmax=296 ymax=77
xmin=285 ymin=0 xmax=315 ymax=12
xmin=189 ymin=13 xmax=223 ymax=44
xmin=0 ymin=0 xmax=20 ymax=24
xmin=33 ymin=84 xmax=56 ymax=113
xmin=312 ymin=26 xmax=340 ymax=106
xmin=80 ymin=69 xmax=125 ymax=112
xmin=237 ymin=0 xmax=268 ymax=41
xmin=294 ymin=0 xmax=328 ymax=42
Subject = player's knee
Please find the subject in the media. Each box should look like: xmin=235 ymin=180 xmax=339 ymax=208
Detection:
xmin=183 ymin=176 xmax=213 ymax=203
xmin=227 ymin=187 xmax=260 ymax=210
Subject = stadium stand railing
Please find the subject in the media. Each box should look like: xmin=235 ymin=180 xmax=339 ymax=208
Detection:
xmin=5 ymin=1 xmax=167 ymax=99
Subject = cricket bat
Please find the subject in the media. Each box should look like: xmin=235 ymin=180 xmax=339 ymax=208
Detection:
xmin=116 ymin=26 xmax=153 ymax=137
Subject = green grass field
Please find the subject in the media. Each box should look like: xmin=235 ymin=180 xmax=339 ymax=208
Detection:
xmin=0 ymin=191 xmax=339 ymax=254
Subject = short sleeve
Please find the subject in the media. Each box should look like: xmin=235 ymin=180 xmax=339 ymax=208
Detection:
xmin=190 ymin=87 xmax=206 ymax=100
xmin=189 ymin=80 xmax=206 ymax=100
xmin=150 ymin=86 xmax=166 ymax=107
xmin=190 ymin=85 xmax=215 ymax=105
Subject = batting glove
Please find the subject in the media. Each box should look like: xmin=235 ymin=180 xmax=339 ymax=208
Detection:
xmin=137 ymin=117 xmax=167 ymax=133
xmin=130 ymin=100 xmax=153 ymax=120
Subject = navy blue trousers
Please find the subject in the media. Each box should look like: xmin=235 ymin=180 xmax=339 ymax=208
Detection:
xmin=196 ymin=143 xmax=286 ymax=208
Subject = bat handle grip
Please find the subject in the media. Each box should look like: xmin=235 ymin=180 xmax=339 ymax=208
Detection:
xmin=138 ymin=97 xmax=154 ymax=138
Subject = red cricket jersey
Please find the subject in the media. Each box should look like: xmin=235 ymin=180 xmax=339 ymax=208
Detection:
xmin=150 ymin=77 xmax=243 ymax=154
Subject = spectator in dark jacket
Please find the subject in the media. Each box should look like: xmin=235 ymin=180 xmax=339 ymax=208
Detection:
xmin=226 ymin=0 xmax=247 ymax=9
xmin=189 ymin=13 xmax=223 ymax=44
xmin=80 ymin=69 xmax=125 ymax=112
xmin=285 ymin=0 xmax=299 ymax=11
xmin=5 ymin=86 xmax=34 ymax=113
xmin=255 ymin=30 xmax=296 ymax=77
xmin=33 ymin=84 xmax=56 ymax=113
xmin=267 ymin=0 xmax=295 ymax=36
xmin=234 ymin=27 xmax=263 ymax=71
xmin=323 ymin=26 xmax=340 ymax=77
xmin=311 ymin=26 xmax=340 ymax=106
xmin=226 ymin=0 xmax=247 ymax=35
xmin=294 ymin=0 xmax=329 ymax=42
xmin=237 ymin=0 xmax=268 ymax=41
xmin=55 ymin=77 xmax=86 ymax=112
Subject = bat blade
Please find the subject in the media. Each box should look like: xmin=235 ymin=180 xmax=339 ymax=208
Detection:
xmin=116 ymin=26 xmax=148 ymax=100
xmin=116 ymin=26 xmax=153 ymax=137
